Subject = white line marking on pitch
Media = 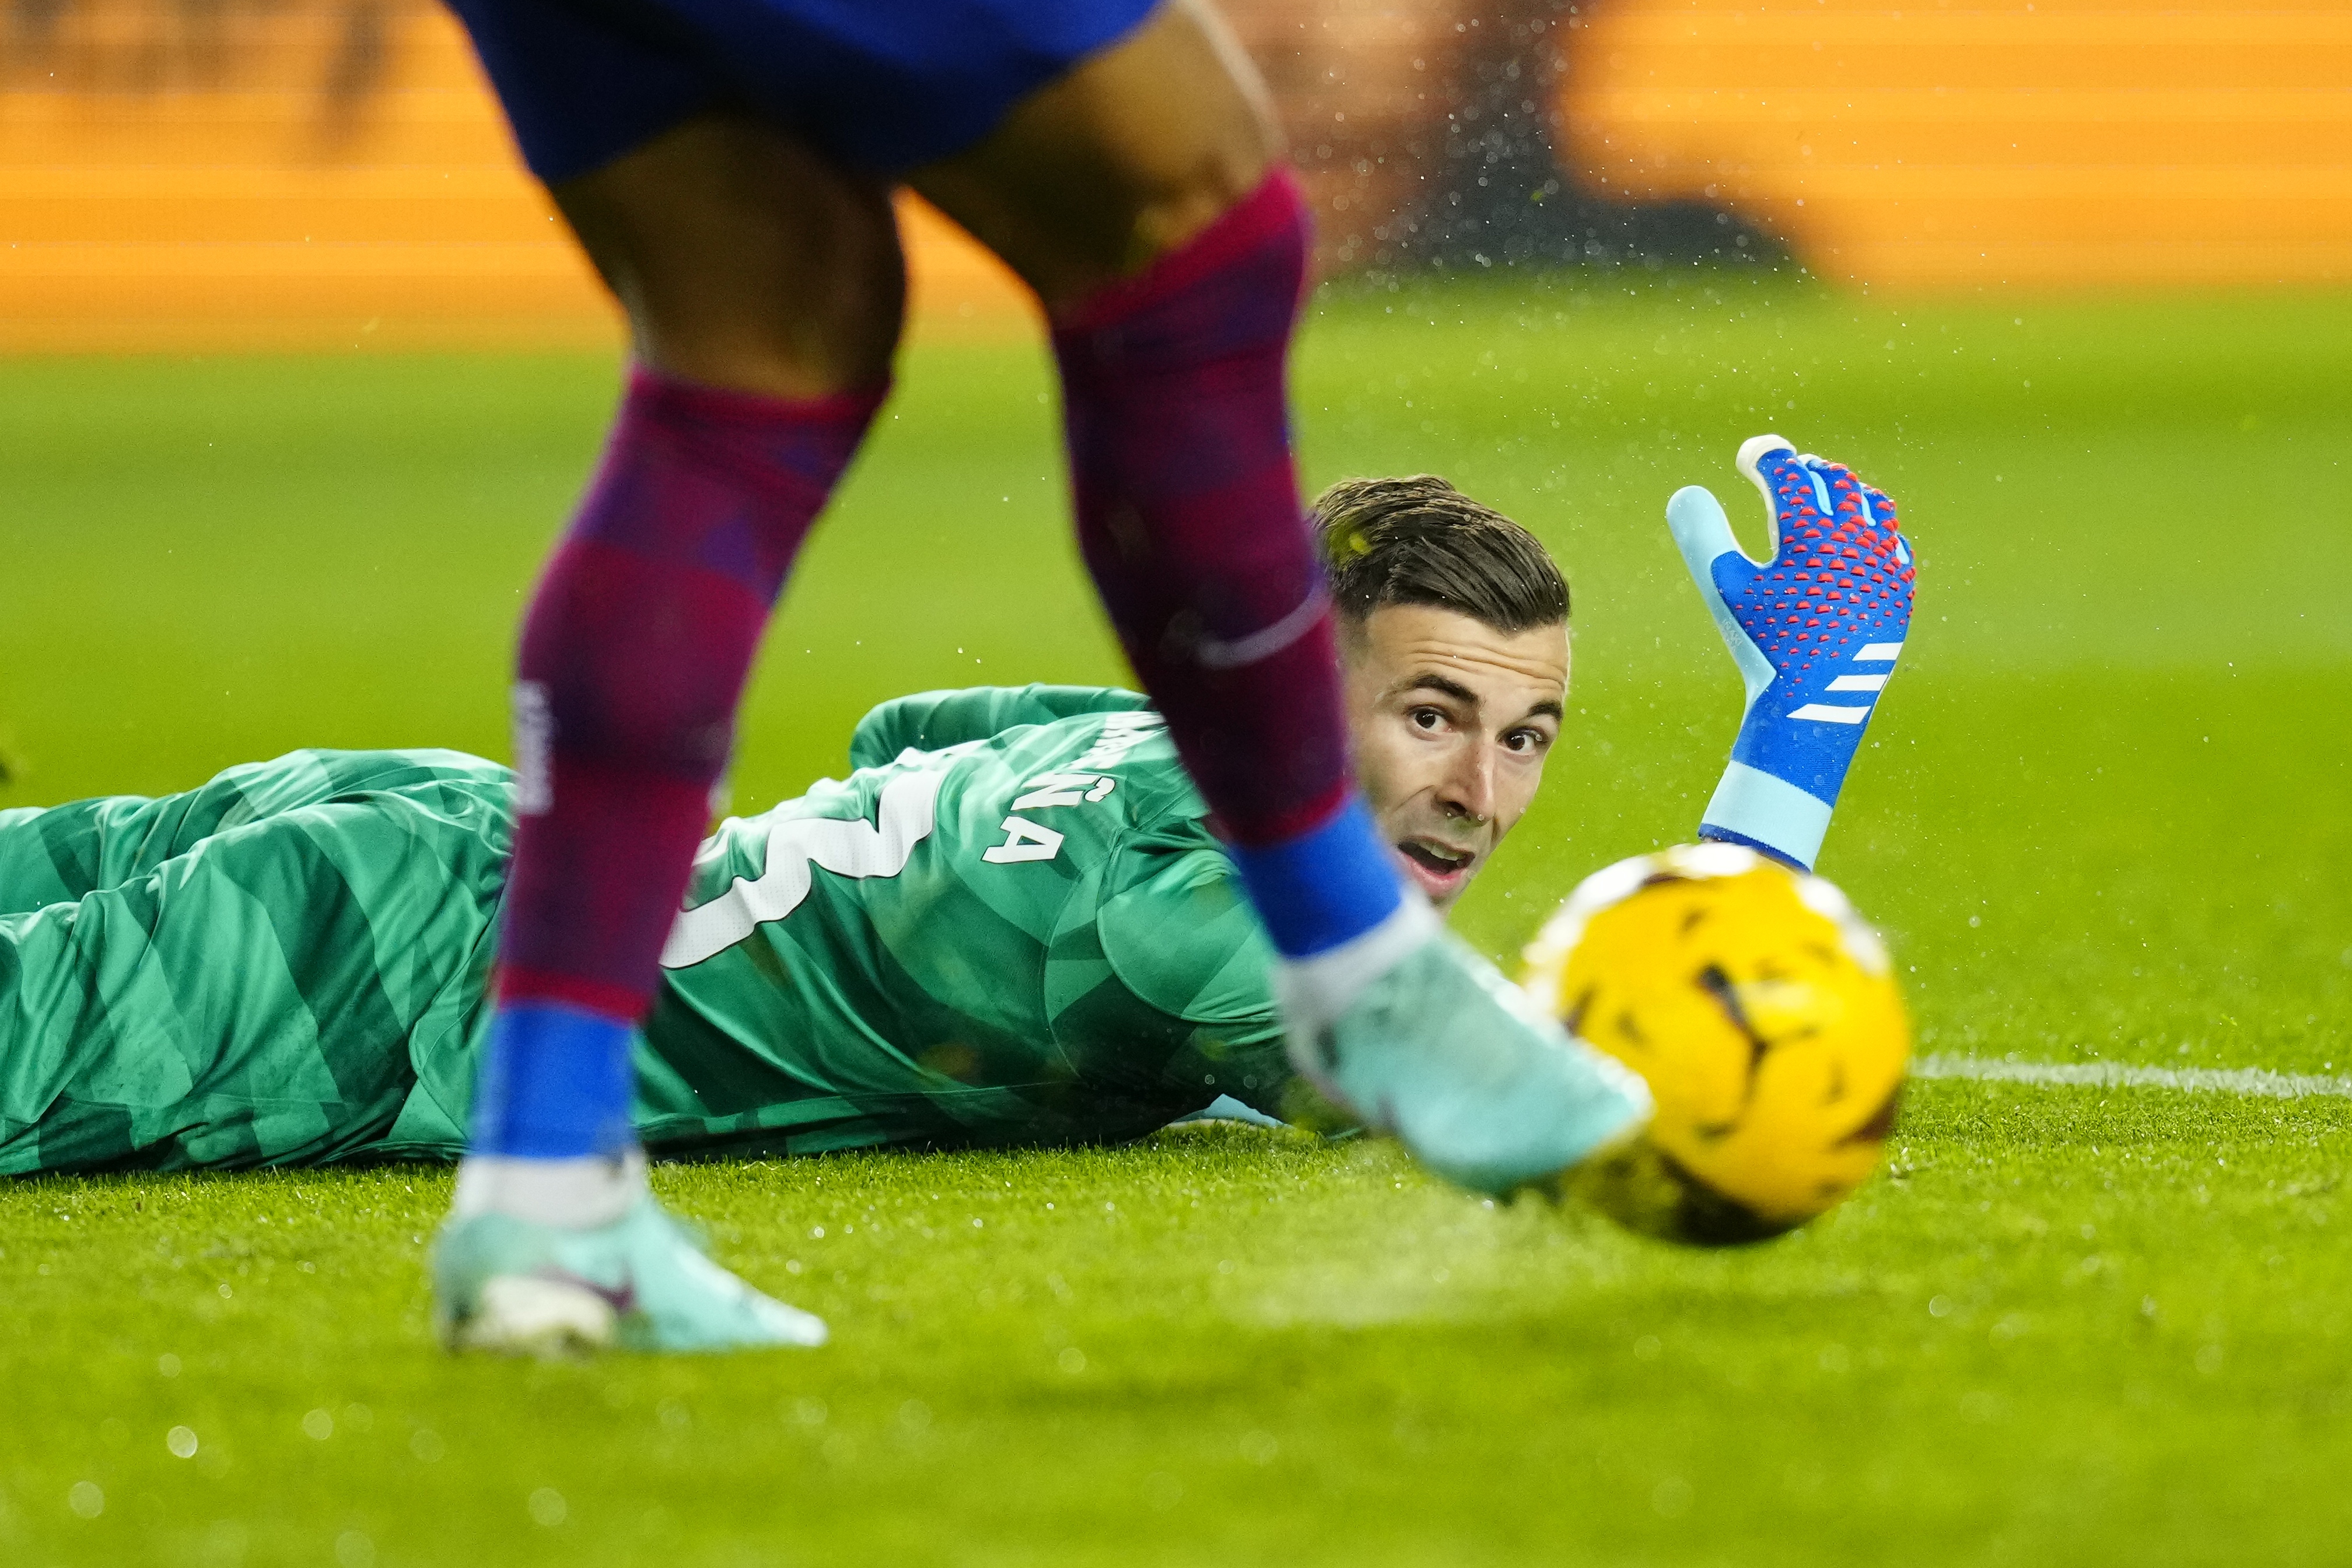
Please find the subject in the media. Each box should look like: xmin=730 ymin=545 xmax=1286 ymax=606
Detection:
xmin=1915 ymin=1054 xmax=2352 ymax=1100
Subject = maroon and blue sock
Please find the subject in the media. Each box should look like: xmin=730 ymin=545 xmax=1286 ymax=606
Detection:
xmin=1051 ymin=166 xmax=1401 ymax=960
xmin=473 ymin=366 xmax=884 ymax=1161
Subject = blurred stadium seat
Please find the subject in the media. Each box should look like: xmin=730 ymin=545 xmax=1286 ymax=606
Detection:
xmin=1561 ymin=0 xmax=2352 ymax=286
xmin=1 ymin=0 xmax=2343 ymax=351
xmin=0 ymin=0 xmax=1031 ymax=350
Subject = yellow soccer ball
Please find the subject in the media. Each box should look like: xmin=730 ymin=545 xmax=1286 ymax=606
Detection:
xmin=1521 ymin=844 xmax=1908 ymax=1245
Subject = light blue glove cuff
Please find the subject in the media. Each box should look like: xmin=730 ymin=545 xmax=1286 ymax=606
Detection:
xmin=1699 ymin=761 xmax=1833 ymax=871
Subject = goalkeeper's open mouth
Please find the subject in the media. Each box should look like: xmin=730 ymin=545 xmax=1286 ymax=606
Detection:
xmin=1396 ymin=836 xmax=1478 ymax=903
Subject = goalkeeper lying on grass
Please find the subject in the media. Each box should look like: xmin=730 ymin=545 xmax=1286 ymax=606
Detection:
xmin=0 ymin=440 xmax=1910 ymax=1339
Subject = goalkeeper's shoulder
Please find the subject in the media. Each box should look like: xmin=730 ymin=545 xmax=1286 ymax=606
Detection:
xmin=198 ymin=747 xmax=513 ymax=820
xmin=847 ymin=684 xmax=1150 ymax=769
xmin=1093 ymin=824 xmax=1283 ymax=1020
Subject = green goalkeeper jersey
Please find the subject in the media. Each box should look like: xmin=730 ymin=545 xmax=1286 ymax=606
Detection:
xmin=0 ymin=688 xmax=1289 ymax=1175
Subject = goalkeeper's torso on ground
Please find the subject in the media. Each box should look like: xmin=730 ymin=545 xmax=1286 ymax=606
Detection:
xmin=0 ymin=687 xmax=1288 ymax=1175
xmin=638 ymin=685 xmax=1286 ymax=1158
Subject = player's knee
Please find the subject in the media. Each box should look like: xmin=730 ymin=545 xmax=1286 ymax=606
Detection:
xmin=1054 ymin=164 xmax=1308 ymax=372
xmin=557 ymin=117 xmax=905 ymax=398
xmin=1129 ymin=144 xmax=1290 ymax=273
xmin=1084 ymin=0 xmax=1282 ymax=267
xmin=914 ymin=0 xmax=1283 ymax=307
xmin=635 ymin=227 xmax=904 ymax=398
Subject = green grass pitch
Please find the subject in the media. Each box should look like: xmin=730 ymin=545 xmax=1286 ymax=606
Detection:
xmin=2 ymin=281 xmax=2348 ymax=1566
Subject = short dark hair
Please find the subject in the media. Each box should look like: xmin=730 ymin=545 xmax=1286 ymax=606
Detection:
xmin=1311 ymin=475 xmax=1569 ymax=633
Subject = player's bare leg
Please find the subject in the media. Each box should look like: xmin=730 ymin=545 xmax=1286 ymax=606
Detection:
xmin=914 ymin=0 xmax=1651 ymax=1192
xmin=552 ymin=116 xmax=907 ymax=397
xmin=439 ymin=0 xmax=1640 ymax=1357
xmin=908 ymin=0 xmax=1276 ymax=306
xmin=437 ymin=121 xmax=901 ymax=1355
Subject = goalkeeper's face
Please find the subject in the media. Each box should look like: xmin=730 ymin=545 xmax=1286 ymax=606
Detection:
xmin=1340 ymin=603 xmax=1569 ymax=911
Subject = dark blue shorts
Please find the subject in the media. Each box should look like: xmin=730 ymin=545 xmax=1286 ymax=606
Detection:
xmin=443 ymin=0 xmax=1160 ymax=184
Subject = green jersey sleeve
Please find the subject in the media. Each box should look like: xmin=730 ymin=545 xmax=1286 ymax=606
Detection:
xmin=848 ymin=685 xmax=1152 ymax=772
xmin=0 ymin=748 xmax=508 ymax=915
xmin=1091 ymin=844 xmax=1290 ymax=1118
xmin=0 ymin=750 xmax=511 ymax=1174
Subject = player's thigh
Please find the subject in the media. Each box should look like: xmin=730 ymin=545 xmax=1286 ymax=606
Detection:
xmin=552 ymin=116 xmax=905 ymax=398
xmin=444 ymin=0 xmax=904 ymax=398
xmin=908 ymin=0 xmax=1280 ymax=310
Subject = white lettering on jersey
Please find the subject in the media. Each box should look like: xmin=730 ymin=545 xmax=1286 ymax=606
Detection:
xmin=986 ymin=712 xmax=1152 ymax=852
xmin=981 ymin=816 xmax=1066 ymax=864
xmin=988 ymin=715 xmax=1143 ymax=832
xmin=1010 ymin=772 xmax=1118 ymax=812
xmin=1070 ymin=710 xmax=1163 ymax=772
xmin=659 ymin=765 xmax=947 ymax=970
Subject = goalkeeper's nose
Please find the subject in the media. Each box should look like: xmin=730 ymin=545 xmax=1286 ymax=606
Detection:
xmin=1436 ymin=746 xmax=1497 ymax=827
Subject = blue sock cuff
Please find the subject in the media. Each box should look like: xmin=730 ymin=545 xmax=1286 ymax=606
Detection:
xmin=471 ymin=1002 xmax=638 ymax=1159
xmin=1228 ymin=796 xmax=1405 ymax=958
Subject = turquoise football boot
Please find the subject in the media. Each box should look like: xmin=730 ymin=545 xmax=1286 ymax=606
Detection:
xmin=433 ymin=1194 xmax=827 ymax=1356
xmin=1279 ymin=902 xmax=1653 ymax=1196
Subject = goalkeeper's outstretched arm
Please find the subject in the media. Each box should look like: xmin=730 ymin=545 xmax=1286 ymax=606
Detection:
xmin=1666 ymin=435 xmax=1917 ymax=871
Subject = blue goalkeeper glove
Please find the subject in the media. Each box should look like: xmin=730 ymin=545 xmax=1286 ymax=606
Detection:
xmin=1667 ymin=435 xmax=1916 ymax=871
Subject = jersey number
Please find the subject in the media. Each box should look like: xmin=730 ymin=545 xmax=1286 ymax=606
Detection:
xmin=659 ymin=767 xmax=946 ymax=970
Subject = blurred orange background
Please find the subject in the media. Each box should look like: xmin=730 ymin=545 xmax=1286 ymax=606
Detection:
xmin=1561 ymin=0 xmax=2352 ymax=288
xmin=2 ymin=0 xmax=2346 ymax=352
xmin=0 ymin=0 xmax=1034 ymax=351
